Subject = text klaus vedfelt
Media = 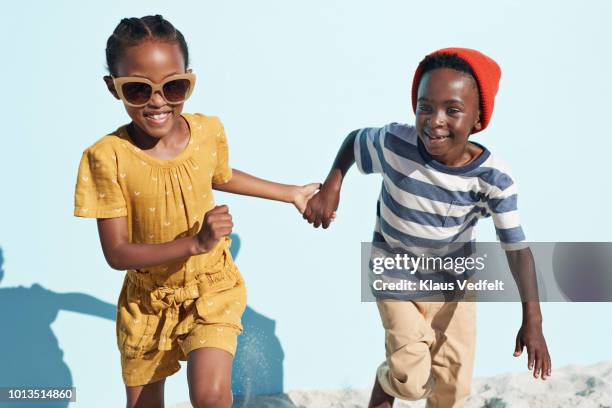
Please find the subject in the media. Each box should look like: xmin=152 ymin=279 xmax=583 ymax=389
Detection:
xmin=370 ymin=254 xmax=505 ymax=292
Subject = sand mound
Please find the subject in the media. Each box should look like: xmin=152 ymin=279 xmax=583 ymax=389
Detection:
xmin=171 ymin=360 xmax=612 ymax=407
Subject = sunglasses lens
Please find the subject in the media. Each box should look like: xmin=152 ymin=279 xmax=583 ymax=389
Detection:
xmin=121 ymin=82 xmax=152 ymax=105
xmin=163 ymin=79 xmax=190 ymax=103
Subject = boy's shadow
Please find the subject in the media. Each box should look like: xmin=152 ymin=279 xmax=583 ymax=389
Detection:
xmin=0 ymin=247 xmax=116 ymax=408
xmin=228 ymin=235 xmax=295 ymax=407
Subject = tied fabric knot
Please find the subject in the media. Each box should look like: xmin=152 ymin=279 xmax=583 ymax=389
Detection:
xmin=149 ymin=283 xmax=202 ymax=351
xmin=125 ymin=240 xmax=235 ymax=353
xmin=149 ymin=284 xmax=200 ymax=312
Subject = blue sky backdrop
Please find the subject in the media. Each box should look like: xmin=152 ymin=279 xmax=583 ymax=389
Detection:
xmin=1 ymin=1 xmax=611 ymax=407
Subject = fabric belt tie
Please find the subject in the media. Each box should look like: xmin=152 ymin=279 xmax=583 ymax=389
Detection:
xmin=149 ymin=283 xmax=204 ymax=351
xmin=126 ymin=240 xmax=232 ymax=351
xmin=127 ymin=272 xmax=207 ymax=352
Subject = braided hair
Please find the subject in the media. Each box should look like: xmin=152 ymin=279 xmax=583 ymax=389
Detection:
xmin=105 ymin=15 xmax=189 ymax=76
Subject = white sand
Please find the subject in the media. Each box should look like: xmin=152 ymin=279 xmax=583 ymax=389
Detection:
xmin=171 ymin=360 xmax=612 ymax=407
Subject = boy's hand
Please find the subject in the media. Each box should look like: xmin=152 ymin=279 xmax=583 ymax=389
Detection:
xmin=513 ymin=321 xmax=551 ymax=380
xmin=303 ymin=183 xmax=340 ymax=228
xmin=195 ymin=205 xmax=233 ymax=253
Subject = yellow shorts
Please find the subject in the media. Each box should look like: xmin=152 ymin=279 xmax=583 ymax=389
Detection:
xmin=115 ymin=247 xmax=247 ymax=387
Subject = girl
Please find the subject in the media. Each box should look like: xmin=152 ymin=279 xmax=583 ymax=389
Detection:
xmin=74 ymin=15 xmax=319 ymax=408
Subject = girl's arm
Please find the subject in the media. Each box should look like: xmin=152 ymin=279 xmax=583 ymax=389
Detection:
xmin=213 ymin=168 xmax=320 ymax=214
xmin=97 ymin=205 xmax=232 ymax=270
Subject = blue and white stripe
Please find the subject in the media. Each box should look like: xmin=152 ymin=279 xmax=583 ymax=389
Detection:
xmin=354 ymin=123 xmax=526 ymax=251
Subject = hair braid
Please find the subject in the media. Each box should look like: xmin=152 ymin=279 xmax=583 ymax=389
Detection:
xmin=105 ymin=15 xmax=189 ymax=76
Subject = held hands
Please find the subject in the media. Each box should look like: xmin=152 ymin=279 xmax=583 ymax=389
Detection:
xmin=513 ymin=321 xmax=552 ymax=380
xmin=302 ymin=182 xmax=340 ymax=228
xmin=195 ymin=205 xmax=233 ymax=254
xmin=194 ymin=183 xmax=334 ymax=255
xmin=291 ymin=183 xmax=323 ymax=214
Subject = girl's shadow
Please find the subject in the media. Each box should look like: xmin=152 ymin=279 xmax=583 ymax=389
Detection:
xmin=0 ymin=237 xmax=292 ymax=407
xmin=0 ymin=247 xmax=116 ymax=408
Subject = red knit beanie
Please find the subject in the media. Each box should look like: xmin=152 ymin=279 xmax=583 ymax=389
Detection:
xmin=411 ymin=47 xmax=501 ymax=133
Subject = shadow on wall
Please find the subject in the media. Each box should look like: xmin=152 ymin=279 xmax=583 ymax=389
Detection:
xmin=228 ymin=234 xmax=294 ymax=406
xmin=0 ymin=246 xmax=116 ymax=408
xmin=0 ymin=236 xmax=291 ymax=407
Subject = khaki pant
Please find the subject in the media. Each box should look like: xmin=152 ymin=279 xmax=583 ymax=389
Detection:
xmin=376 ymin=299 xmax=476 ymax=408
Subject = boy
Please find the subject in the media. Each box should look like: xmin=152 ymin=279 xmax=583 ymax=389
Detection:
xmin=303 ymin=48 xmax=551 ymax=407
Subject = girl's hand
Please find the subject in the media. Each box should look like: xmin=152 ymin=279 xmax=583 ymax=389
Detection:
xmin=195 ymin=205 xmax=233 ymax=254
xmin=513 ymin=321 xmax=552 ymax=380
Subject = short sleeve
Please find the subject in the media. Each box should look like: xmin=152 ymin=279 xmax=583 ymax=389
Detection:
xmin=212 ymin=119 xmax=232 ymax=184
xmin=486 ymin=172 xmax=527 ymax=251
xmin=353 ymin=127 xmax=384 ymax=174
xmin=74 ymin=146 xmax=127 ymax=218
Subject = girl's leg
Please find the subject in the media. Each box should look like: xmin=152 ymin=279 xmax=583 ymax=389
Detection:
xmin=187 ymin=347 xmax=233 ymax=408
xmin=125 ymin=377 xmax=165 ymax=408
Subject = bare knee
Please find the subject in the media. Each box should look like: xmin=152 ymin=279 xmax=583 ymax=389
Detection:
xmin=190 ymin=383 xmax=232 ymax=408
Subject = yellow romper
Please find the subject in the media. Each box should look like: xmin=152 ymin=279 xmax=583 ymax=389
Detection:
xmin=73 ymin=113 xmax=247 ymax=387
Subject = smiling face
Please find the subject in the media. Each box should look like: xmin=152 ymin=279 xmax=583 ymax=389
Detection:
xmin=415 ymin=68 xmax=482 ymax=166
xmin=103 ymin=40 xmax=190 ymax=140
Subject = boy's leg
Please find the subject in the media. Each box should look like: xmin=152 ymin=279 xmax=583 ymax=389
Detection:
xmin=425 ymin=301 xmax=476 ymax=408
xmin=187 ymin=347 xmax=234 ymax=408
xmin=368 ymin=374 xmax=395 ymax=408
xmin=375 ymin=299 xmax=438 ymax=400
xmin=125 ymin=378 xmax=165 ymax=408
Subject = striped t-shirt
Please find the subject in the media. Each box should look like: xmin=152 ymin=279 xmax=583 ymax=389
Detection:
xmin=354 ymin=123 xmax=526 ymax=254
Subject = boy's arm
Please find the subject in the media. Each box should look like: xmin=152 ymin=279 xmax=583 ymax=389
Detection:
xmin=505 ymin=247 xmax=552 ymax=380
xmin=212 ymin=169 xmax=320 ymax=214
xmin=303 ymin=130 xmax=358 ymax=228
